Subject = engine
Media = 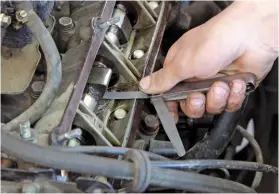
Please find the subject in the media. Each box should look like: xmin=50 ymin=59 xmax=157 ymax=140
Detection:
xmin=1 ymin=1 xmax=278 ymax=193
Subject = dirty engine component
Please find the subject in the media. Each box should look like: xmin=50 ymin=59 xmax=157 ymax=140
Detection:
xmin=1 ymin=1 xmax=278 ymax=193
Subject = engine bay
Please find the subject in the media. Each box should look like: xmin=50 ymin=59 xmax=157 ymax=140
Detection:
xmin=1 ymin=1 xmax=278 ymax=193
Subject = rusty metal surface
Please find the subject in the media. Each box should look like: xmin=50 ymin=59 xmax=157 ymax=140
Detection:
xmin=127 ymin=2 xmax=171 ymax=147
xmin=52 ymin=1 xmax=116 ymax=136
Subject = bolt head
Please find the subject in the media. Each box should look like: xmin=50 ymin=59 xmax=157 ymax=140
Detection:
xmin=16 ymin=10 xmax=28 ymax=23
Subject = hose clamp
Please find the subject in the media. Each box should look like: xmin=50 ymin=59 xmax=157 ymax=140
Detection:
xmin=123 ymin=150 xmax=151 ymax=192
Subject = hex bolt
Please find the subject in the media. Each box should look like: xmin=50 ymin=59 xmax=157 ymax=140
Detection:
xmin=131 ymin=49 xmax=145 ymax=59
xmin=57 ymin=128 xmax=82 ymax=142
xmin=59 ymin=16 xmax=74 ymax=31
xmin=98 ymin=17 xmax=120 ymax=29
xmin=113 ymin=108 xmax=127 ymax=120
xmin=140 ymin=114 xmax=160 ymax=136
xmin=0 ymin=13 xmax=11 ymax=28
xmin=31 ymin=81 xmax=45 ymax=98
xmin=16 ymin=10 xmax=28 ymax=23
xmin=19 ymin=120 xmax=31 ymax=139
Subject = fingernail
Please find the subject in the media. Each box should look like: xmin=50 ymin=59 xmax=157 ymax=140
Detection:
xmin=213 ymin=86 xmax=228 ymax=99
xmin=189 ymin=98 xmax=204 ymax=109
xmin=170 ymin=112 xmax=178 ymax=123
xmin=139 ymin=76 xmax=150 ymax=90
xmin=231 ymin=82 xmax=244 ymax=95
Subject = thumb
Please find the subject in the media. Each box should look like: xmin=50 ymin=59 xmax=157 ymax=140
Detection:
xmin=139 ymin=68 xmax=181 ymax=94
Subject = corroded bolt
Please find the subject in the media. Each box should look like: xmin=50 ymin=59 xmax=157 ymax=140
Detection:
xmin=98 ymin=17 xmax=120 ymax=29
xmin=59 ymin=16 xmax=74 ymax=31
xmin=0 ymin=13 xmax=11 ymax=28
xmin=16 ymin=10 xmax=28 ymax=23
xmin=31 ymin=81 xmax=45 ymax=98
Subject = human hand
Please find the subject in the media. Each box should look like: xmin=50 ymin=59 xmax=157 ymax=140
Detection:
xmin=139 ymin=1 xmax=278 ymax=121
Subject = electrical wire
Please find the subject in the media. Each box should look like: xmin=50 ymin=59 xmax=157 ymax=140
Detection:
xmin=150 ymin=160 xmax=277 ymax=174
xmin=236 ymin=125 xmax=264 ymax=189
xmin=2 ymin=131 xmax=255 ymax=193
xmin=56 ymin=146 xmax=168 ymax=161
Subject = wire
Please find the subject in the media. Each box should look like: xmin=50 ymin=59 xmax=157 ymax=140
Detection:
xmin=236 ymin=125 xmax=264 ymax=189
xmin=2 ymin=131 xmax=255 ymax=192
xmin=56 ymin=146 xmax=168 ymax=161
xmin=151 ymin=160 xmax=277 ymax=174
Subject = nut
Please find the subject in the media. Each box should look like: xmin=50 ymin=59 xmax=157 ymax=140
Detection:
xmin=0 ymin=13 xmax=11 ymax=28
xmin=16 ymin=10 xmax=28 ymax=23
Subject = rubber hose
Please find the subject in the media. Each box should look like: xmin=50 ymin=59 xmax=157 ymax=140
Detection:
xmin=237 ymin=125 xmax=264 ymax=189
xmin=1 ymin=131 xmax=254 ymax=193
xmin=2 ymin=9 xmax=62 ymax=132
xmin=151 ymin=160 xmax=277 ymax=174
xmin=184 ymin=98 xmax=247 ymax=159
xmin=57 ymin=146 xmax=168 ymax=161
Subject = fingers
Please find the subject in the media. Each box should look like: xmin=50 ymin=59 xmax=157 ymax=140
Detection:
xmin=166 ymin=101 xmax=179 ymax=123
xmin=180 ymin=93 xmax=206 ymax=118
xmin=206 ymin=81 xmax=230 ymax=114
xmin=180 ymin=80 xmax=247 ymax=117
xmin=226 ymin=79 xmax=246 ymax=112
xmin=139 ymin=68 xmax=181 ymax=94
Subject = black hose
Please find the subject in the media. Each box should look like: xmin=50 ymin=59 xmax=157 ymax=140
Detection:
xmin=151 ymin=160 xmax=277 ymax=174
xmin=57 ymin=146 xmax=168 ymax=161
xmin=1 ymin=131 xmax=255 ymax=193
xmin=237 ymin=125 xmax=264 ymax=189
xmin=2 ymin=9 xmax=62 ymax=132
xmin=184 ymin=102 xmax=245 ymax=159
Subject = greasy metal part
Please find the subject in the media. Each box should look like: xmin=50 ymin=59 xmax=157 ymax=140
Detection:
xmin=143 ymin=1 xmax=158 ymax=19
xmin=58 ymin=16 xmax=75 ymax=52
xmin=82 ymin=67 xmax=112 ymax=112
xmin=75 ymin=177 xmax=115 ymax=193
xmin=151 ymin=96 xmax=186 ymax=157
xmin=31 ymin=81 xmax=45 ymax=99
xmin=127 ymin=1 xmax=170 ymax=148
xmin=139 ymin=113 xmax=159 ymax=136
xmin=124 ymin=30 xmax=136 ymax=58
xmin=51 ymin=1 xmax=116 ymax=137
xmin=1 ymin=37 xmax=41 ymax=95
xmin=1 ymin=168 xmax=55 ymax=182
xmin=107 ymin=3 xmax=132 ymax=45
xmin=74 ymin=109 xmax=113 ymax=146
xmin=104 ymin=35 xmax=141 ymax=79
xmin=135 ymin=1 xmax=156 ymax=26
xmin=103 ymin=41 xmax=138 ymax=83
xmin=103 ymin=73 xmax=257 ymax=101
xmin=77 ymin=101 xmax=121 ymax=146
xmin=57 ymin=128 xmax=82 ymax=143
